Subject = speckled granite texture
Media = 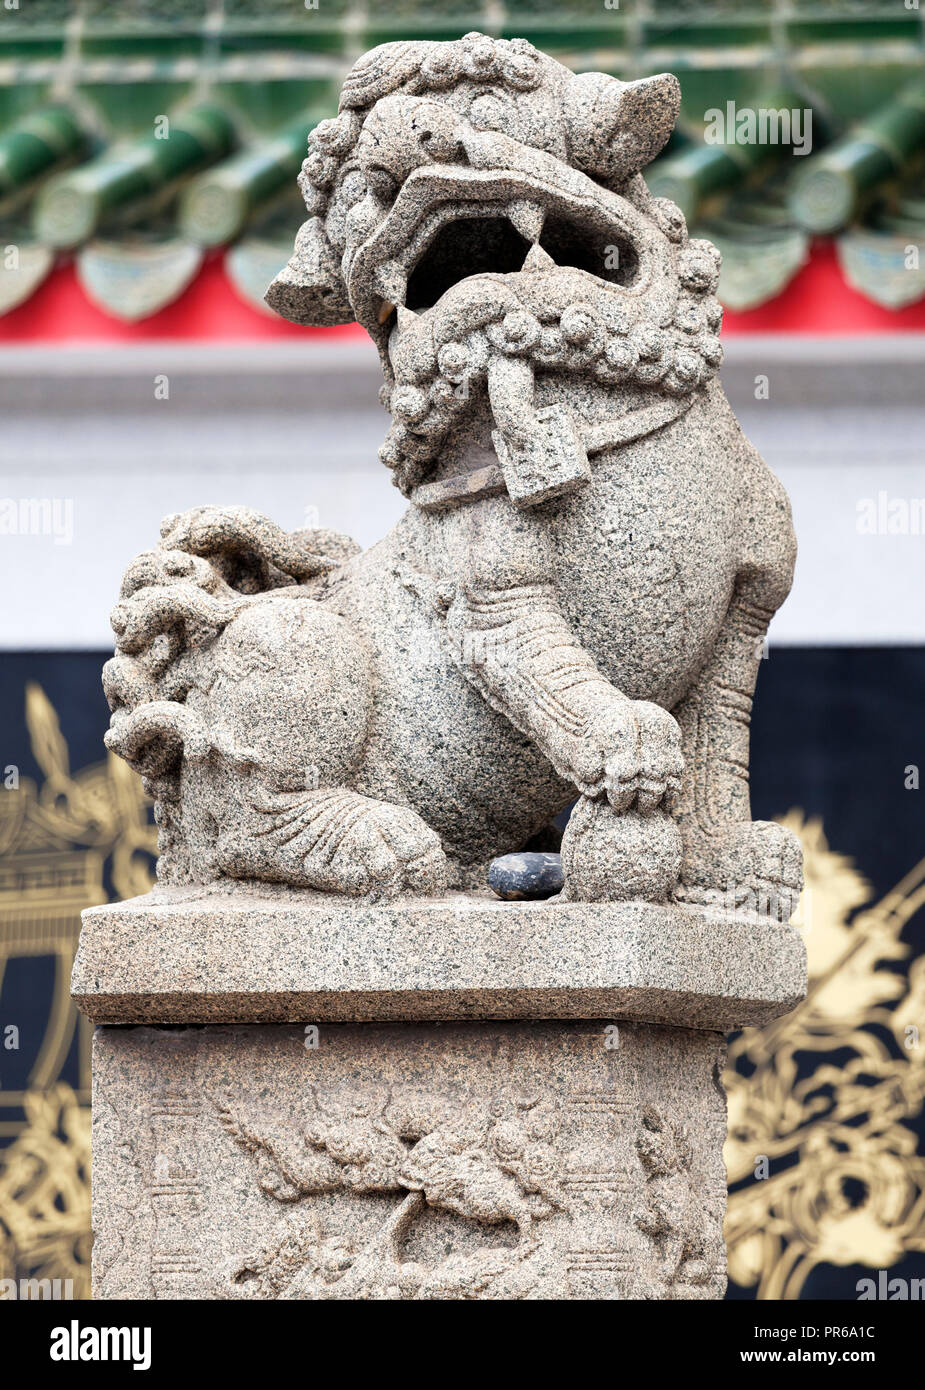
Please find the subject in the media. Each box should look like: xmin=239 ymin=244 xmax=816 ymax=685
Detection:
xmin=74 ymin=887 xmax=806 ymax=1028
xmin=77 ymin=33 xmax=809 ymax=1302
xmin=92 ymin=1021 xmax=729 ymax=1301
xmin=98 ymin=32 xmax=801 ymax=916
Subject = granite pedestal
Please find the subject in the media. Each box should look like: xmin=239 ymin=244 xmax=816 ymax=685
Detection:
xmin=73 ymin=888 xmax=806 ymax=1301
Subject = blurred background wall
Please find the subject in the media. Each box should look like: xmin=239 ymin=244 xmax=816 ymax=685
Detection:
xmin=0 ymin=0 xmax=923 ymax=1302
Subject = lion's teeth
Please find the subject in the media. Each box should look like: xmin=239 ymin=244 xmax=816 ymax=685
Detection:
xmin=507 ymin=200 xmax=545 ymax=243
xmin=373 ymin=260 xmax=408 ymax=307
xmin=522 ymin=243 xmax=556 ymax=273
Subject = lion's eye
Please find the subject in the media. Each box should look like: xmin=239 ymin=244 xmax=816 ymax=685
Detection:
xmin=414 ymin=125 xmax=461 ymax=163
xmin=339 ymin=169 xmax=367 ymax=209
xmin=468 ymin=92 xmax=519 ymax=139
xmin=365 ymin=166 xmax=397 ymax=201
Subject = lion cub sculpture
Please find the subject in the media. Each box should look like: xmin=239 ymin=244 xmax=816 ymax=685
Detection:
xmin=103 ymin=33 xmax=801 ymax=919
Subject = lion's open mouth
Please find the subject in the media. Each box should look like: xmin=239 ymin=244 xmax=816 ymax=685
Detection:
xmin=403 ymin=209 xmax=640 ymax=313
xmin=340 ymin=132 xmax=721 ymax=509
xmin=345 ymin=141 xmax=669 ymax=338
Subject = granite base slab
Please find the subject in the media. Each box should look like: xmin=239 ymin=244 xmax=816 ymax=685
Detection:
xmin=72 ymin=887 xmax=807 ymax=1030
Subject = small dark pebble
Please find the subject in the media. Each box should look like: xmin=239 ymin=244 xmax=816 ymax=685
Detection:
xmin=488 ymin=851 xmax=564 ymax=901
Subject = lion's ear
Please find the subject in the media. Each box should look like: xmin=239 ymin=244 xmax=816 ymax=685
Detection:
xmin=265 ymin=217 xmax=353 ymax=327
xmin=564 ymin=71 xmax=680 ymax=185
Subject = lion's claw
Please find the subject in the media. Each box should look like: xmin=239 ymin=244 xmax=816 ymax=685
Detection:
xmin=676 ymin=820 xmax=803 ymax=922
xmin=567 ymin=698 xmax=684 ymax=814
xmin=220 ymin=788 xmax=449 ymax=900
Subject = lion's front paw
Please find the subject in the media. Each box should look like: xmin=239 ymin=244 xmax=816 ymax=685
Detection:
xmin=676 ymin=820 xmax=803 ymax=922
xmin=569 ymin=699 xmax=683 ymax=813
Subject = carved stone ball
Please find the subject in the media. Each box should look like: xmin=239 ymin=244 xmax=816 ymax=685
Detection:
xmin=560 ymin=797 xmax=681 ymax=903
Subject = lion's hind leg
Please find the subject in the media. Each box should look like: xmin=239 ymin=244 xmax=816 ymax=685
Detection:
xmin=105 ymin=524 xmax=447 ymax=899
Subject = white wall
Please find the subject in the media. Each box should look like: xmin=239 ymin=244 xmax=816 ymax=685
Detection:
xmin=0 ymin=336 xmax=922 ymax=648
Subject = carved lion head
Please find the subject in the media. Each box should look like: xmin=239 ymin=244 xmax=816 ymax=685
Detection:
xmin=269 ymin=34 xmax=723 ymax=499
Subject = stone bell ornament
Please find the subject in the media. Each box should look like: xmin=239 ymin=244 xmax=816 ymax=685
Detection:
xmin=73 ymin=33 xmax=806 ymax=1302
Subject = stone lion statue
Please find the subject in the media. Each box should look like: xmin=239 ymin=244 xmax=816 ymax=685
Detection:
xmin=103 ymin=33 xmax=801 ymax=917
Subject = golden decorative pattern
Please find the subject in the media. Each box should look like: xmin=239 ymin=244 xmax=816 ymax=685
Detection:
xmin=0 ymin=683 xmax=155 ymax=1300
xmin=0 ymin=1084 xmax=91 ymax=1296
xmin=725 ymin=811 xmax=925 ymax=1298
